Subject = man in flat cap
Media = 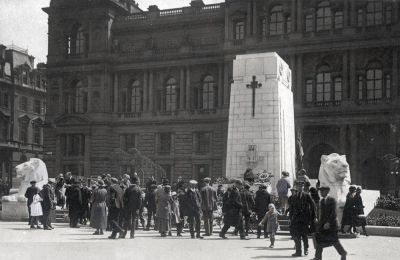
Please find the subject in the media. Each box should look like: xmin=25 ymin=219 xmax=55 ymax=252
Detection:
xmin=200 ymin=177 xmax=217 ymax=236
xmin=185 ymin=180 xmax=203 ymax=239
xmin=289 ymin=181 xmax=316 ymax=257
xmin=25 ymin=180 xmax=38 ymax=225
xmin=312 ymin=186 xmax=347 ymax=260
xmin=108 ymin=177 xmax=125 ymax=239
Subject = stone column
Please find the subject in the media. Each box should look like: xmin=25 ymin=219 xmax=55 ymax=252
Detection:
xmin=148 ymin=70 xmax=154 ymax=112
xmin=392 ymin=47 xmax=399 ymax=98
xmin=342 ymin=52 xmax=349 ymax=100
xmin=223 ymin=62 xmax=229 ymax=106
xmin=393 ymin=2 xmax=399 ymax=24
xmin=224 ymin=7 xmax=230 ymax=41
xmin=350 ymin=0 xmax=357 ymax=26
xmin=159 ymin=71 xmax=165 ymax=111
xmin=218 ymin=64 xmax=223 ymax=108
xmin=297 ymin=0 xmax=303 ymax=32
xmin=143 ymin=70 xmax=148 ymax=112
xmin=252 ymin=1 xmax=258 ymax=35
xmin=296 ymin=54 xmax=303 ymax=104
xmin=185 ymin=66 xmax=191 ymax=110
xmin=84 ymin=134 xmax=91 ymax=178
xmin=247 ymin=2 xmax=252 ymax=36
xmin=291 ymin=0 xmax=297 ymax=32
xmin=180 ymin=67 xmax=185 ymax=109
xmin=113 ymin=73 xmax=119 ymax=112
xmin=290 ymin=55 xmax=296 ymax=103
xmin=87 ymin=75 xmax=92 ymax=112
xmin=349 ymin=125 xmax=359 ymax=184
xmin=339 ymin=125 xmax=347 ymax=154
xmin=343 ymin=0 xmax=350 ymax=27
xmin=349 ymin=50 xmax=356 ymax=100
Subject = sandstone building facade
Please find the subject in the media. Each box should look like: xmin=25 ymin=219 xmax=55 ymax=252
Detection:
xmin=43 ymin=0 xmax=400 ymax=193
xmin=0 ymin=44 xmax=47 ymax=186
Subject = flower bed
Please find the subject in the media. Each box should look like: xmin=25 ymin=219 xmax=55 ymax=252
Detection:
xmin=375 ymin=196 xmax=400 ymax=211
xmin=367 ymin=215 xmax=400 ymax=227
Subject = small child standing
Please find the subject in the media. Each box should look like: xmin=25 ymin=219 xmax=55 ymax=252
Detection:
xmin=30 ymin=189 xmax=43 ymax=229
xmin=259 ymin=203 xmax=279 ymax=248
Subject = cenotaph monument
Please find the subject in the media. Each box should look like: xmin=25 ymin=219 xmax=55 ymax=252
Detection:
xmin=225 ymin=52 xmax=295 ymax=194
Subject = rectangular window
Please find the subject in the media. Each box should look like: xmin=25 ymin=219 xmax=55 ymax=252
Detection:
xmin=160 ymin=164 xmax=172 ymax=183
xmin=33 ymin=100 xmax=41 ymax=114
xmin=0 ymin=92 xmax=8 ymax=108
xmin=334 ymin=78 xmax=342 ymax=101
xmin=194 ymin=164 xmax=210 ymax=181
xmin=305 ymin=79 xmax=313 ymax=103
xmin=234 ymin=21 xmax=245 ymax=40
xmin=120 ymin=134 xmax=137 ymax=151
xmin=61 ymin=134 xmax=85 ymax=157
xmin=305 ymin=14 xmax=314 ymax=32
xmin=357 ymin=9 xmax=364 ymax=27
xmin=19 ymin=120 xmax=29 ymax=143
xmin=20 ymin=96 xmax=28 ymax=111
xmin=0 ymin=118 xmax=8 ymax=142
xmin=286 ymin=16 xmax=292 ymax=33
xmin=367 ymin=1 xmax=383 ymax=26
xmin=385 ymin=74 xmax=391 ymax=99
xmin=261 ymin=18 xmax=267 ymax=36
xmin=334 ymin=11 xmax=343 ymax=29
xmin=358 ymin=76 xmax=364 ymax=100
xmin=158 ymin=133 xmax=172 ymax=154
xmin=194 ymin=132 xmax=211 ymax=154
xmin=33 ymin=125 xmax=41 ymax=144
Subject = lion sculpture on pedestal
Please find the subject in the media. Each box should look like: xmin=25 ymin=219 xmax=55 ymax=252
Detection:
xmin=2 ymin=158 xmax=48 ymax=202
xmin=318 ymin=153 xmax=351 ymax=224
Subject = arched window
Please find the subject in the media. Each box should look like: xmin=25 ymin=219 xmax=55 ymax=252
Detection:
xmin=234 ymin=21 xmax=245 ymax=40
xmin=269 ymin=5 xmax=284 ymax=35
xmin=76 ymin=26 xmax=85 ymax=54
xmin=202 ymin=76 xmax=215 ymax=110
xmin=64 ymin=80 xmax=88 ymax=113
xmin=165 ymin=78 xmax=178 ymax=112
xmin=130 ymin=80 xmax=142 ymax=112
xmin=316 ymin=1 xmax=332 ymax=31
xmin=316 ymin=65 xmax=331 ymax=105
xmin=366 ymin=0 xmax=383 ymax=26
xmin=366 ymin=64 xmax=383 ymax=101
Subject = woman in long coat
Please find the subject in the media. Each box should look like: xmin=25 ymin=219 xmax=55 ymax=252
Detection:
xmin=354 ymin=186 xmax=368 ymax=236
xmin=90 ymin=180 xmax=108 ymax=235
xmin=340 ymin=186 xmax=357 ymax=233
xmin=156 ymin=185 xmax=173 ymax=237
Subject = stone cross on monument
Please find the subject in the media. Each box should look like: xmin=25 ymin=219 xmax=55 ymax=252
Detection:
xmin=246 ymin=76 xmax=262 ymax=118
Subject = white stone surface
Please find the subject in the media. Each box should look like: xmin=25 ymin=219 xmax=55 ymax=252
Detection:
xmin=1 ymin=201 xmax=28 ymax=221
xmin=226 ymin=53 xmax=295 ymax=194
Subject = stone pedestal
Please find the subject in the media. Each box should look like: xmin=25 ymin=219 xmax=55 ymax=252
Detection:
xmin=226 ymin=52 xmax=295 ymax=194
xmin=1 ymin=201 xmax=29 ymax=221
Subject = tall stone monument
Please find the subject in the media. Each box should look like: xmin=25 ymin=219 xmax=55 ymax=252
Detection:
xmin=225 ymin=53 xmax=295 ymax=194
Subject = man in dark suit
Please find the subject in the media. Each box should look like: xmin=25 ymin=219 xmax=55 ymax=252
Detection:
xmin=312 ymin=186 xmax=347 ymax=260
xmin=40 ymin=180 xmax=56 ymax=230
xmin=65 ymin=179 xmax=82 ymax=228
xmin=200 ymin=177 xmax=217 ymax=236
xmin=122 ymin=176 xmax=142 ymax=238
xmin=241 ymin=183 xmax=255 ymax=236
xmin=25 ymin=181 xmax=38 ymax=225
xmin=144 ymin=184 xmax=157 ymax=230
xmin=185 ymin=180 xmax=203 ymax=239
xmin=255 ymin=183 xmax=271 ymax=238
xmin=108 ymin=177 xmax=125 ymax=239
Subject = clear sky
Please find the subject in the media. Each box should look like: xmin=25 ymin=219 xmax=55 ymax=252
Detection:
xmin=0 ymin=0 xmax=221 ymax=66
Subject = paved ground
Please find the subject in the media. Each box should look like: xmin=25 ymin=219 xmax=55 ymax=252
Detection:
xmin=0 ymin=222 xmax=398 ymax=260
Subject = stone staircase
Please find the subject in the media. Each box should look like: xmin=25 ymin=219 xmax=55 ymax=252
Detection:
xmin=54 ymin=208 xmax=69 ymax=223
xmin=277 ymin=214 xmax=290 ymax=235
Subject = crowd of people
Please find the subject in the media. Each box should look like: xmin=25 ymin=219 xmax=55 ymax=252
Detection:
xmin=22 ymin=169 xmax=370 ymax=260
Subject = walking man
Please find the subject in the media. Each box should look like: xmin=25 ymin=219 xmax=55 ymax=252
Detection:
xmin=108 ymin=178 xmax=125 ymax=239
xmin=122 ymin=176 xmax=142 ymax=238
xmin=312 ymin=186 xmax=347 ymax=260
xmin=200 ymin=177 xmax=217 ymax=236
xmin=185 ymin=180 xmax=203 ymax=239
xmin=255 ymin=184 xmax=271 ymax=238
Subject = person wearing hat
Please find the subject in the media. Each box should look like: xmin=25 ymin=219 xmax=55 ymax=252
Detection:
xmin=200 ymin=177 xmax=217 ymax=236
xmin=156 ymin=185 xmax=173 ymax=237
xmin=219 ymin=180 xmax=247 ymax=240
xmin=296 ymin=169 xmax=311 ymax=193
xmin=90 ymin=180 xmax=107 ymax=235
xmin=40 ymin=180 xmax=56 ymax=230
xmin=339 ymin=185 xmax=358 ymax=234
xmin=354 ymin=186 xmax=368 ymax=236
xmin=122 ymin=176 xmax=142 ymax=238
xmin=144 ymin=184 xmax=157 ymax=231
xmin=25 ymin=180 xmax=38 ymax=226
xmin=108 ymin=177 xmax=125 ymax=239
xmin=184 ymin=180 xmax=203 ymax=239
xmin=276 ymin=171 xmax=292 ymax=213
xmin=240 ymin=182 xmax=255 ymax=237
xmin=312 ymin=186 xmax=347 ymax=260
xmin=171 ymin=191 xmax=183 ymax=236
xmin=289 ymin=181 xmax=316 ymax=257
xmin=65 ymin=178 xmax=83 ymax=228
xmin=79 ymin=180 xmax=92 ymax=226
xmin=255 ymin=183 xmax=272 ymax=238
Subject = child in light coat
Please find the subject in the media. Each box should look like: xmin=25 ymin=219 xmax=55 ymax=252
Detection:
xmin=259 ymin=203 xmax=280 ymax=248
xmin=30 ymin=189 xmax=43 ymax=229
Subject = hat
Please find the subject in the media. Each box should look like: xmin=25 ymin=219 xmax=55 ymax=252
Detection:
xmin=290 ymin=187 xmax=298 ymax=191
xmin=164 ymin=185 xmax=171 ymax=189
xmin=349 ymin=186 xmax=357 ymax=193
xmin=171 ymin=191 xmax=177 ymax=196
xmin=150 ymin=184 xmax=157 ymax=189
xmin=30 ymin=180 xmax=37 ymax=184
xmin=282 ymin=171 xmax=290 ymax=177
xmin=189 ymin=180 xmax=198 ymax=185
xmin=97 ymin=180 xmax=105 ymax=186
xmin=318 ymin=186 xmax=330 ymax=191
xmin=162 ymin=179 xmax=170 ymax=185
xmin=295 ymin=180 xmax=305 ymax=186
xmin=259 ymin=183 xmax=267 ymax=189
xmin=48 ymin=178 xmax=56 ymax=184
xmin=131 ymin=176 xmax=139 ymax=184
xmin=111 ymin=177 xmax=119 ymax=184
xmin=203 ymin=177 xmax=211 ymax=183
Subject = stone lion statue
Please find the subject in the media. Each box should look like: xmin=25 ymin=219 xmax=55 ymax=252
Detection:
xmin=318 ymin=153 xmax=351 ymax=224
xmin=2 ymin=158 xmax=48 ymax=202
